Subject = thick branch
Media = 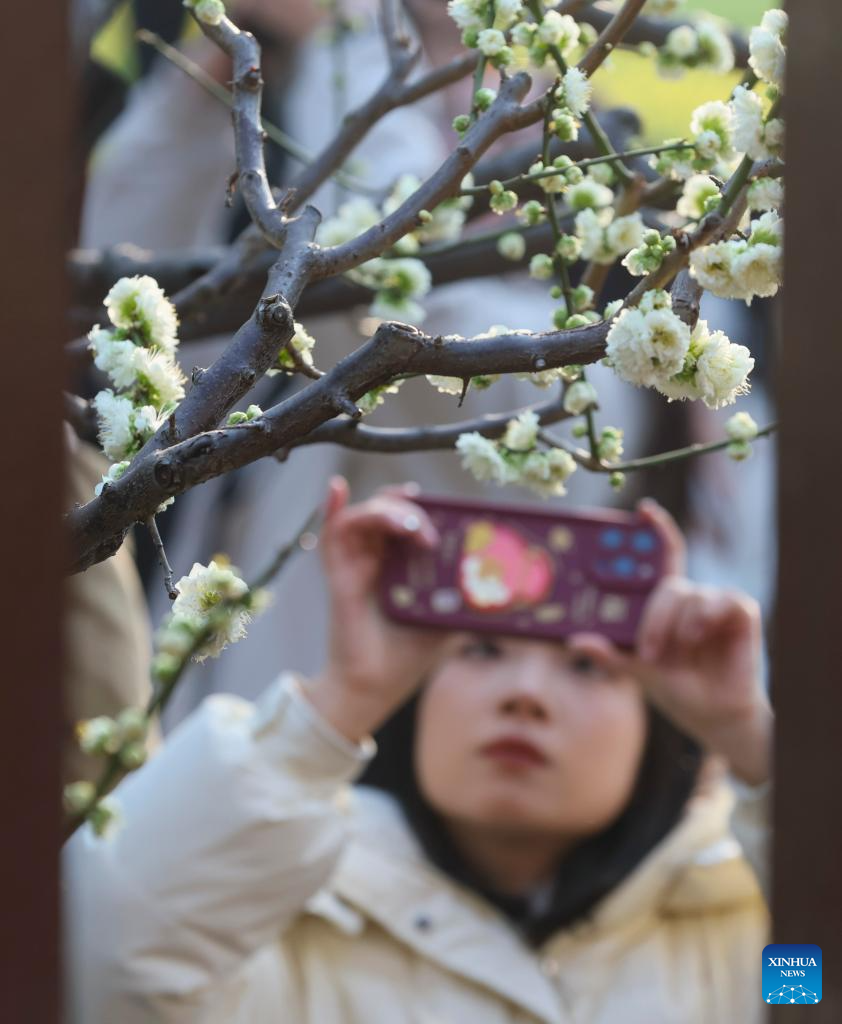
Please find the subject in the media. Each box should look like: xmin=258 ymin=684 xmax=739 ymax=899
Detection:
xmin=67 ymin=316 xmax=610 ymax=572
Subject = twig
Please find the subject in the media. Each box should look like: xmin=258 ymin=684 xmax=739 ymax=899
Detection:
xmin=186 ymin=12 xmax=287 ymax=246
xmin=312 ymin=73 xmax=543 ymax=281
xmin=136 ymin=29 xmax=378 ymax=197
xmin=291 ymin=393 xmax=574 ymax=453
xmin=64 ymin=502 xmax=324 ymax=840
xmin=578 ymin=0 xmax=649 ymax=78
xmin=540 ymin=422 xmax=778 ymax=473
xmin=145 ymin=515 xmax=178 ymax=600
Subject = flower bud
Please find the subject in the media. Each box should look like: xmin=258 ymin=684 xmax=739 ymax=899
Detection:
xmin=452 ymin=114 xmax=471 ymax=133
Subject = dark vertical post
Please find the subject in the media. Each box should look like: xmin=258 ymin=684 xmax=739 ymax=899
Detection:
xmin=773 ymin=1 xmax=842 ymax=1020
xmin=0 ymin=0 xmax=69 ymax=1019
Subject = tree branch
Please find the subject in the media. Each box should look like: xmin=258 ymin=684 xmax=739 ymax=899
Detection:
xmin=67 ymin=314 xmax=611 ymax=572
xmin=189 ymin=11 xmax=287 ymax=247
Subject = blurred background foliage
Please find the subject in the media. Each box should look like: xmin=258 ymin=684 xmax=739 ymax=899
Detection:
xmin=90 ymin=1 xmax=774 ymax=145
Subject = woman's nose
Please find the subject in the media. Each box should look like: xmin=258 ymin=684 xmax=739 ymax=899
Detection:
xmin=499 ymin=691 xmax=548 ymax=721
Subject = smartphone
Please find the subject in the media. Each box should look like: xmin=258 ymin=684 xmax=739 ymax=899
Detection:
xmin=378 ymin=494 xmax=667 ymax=648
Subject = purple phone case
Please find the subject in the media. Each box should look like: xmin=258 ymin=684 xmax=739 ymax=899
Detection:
xmin=378 ymin=495 xmax=666 ymax=648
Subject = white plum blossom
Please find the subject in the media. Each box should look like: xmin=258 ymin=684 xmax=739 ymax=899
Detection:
xmin=690 ymin=101 xmax=733 ymax=162
xmin=655 ymin=320 xmax=754 ymax=410
xmin=747 ymin=177 xmax=783 ymax=212
xmin=94 ymin=460 xmax=130 ymax=497
xmin=726 ymin=411 xmax=759 ymax=442
xmin=447 ymin=0 xmax=485 ymax=33
xmin=658 ymin=22 xmax=733 ymax=77
xmin=567 ymin=177 xmax=614 ymax=211
xmin=563 ymin=380 xmax=598 ymax=415
xmin=676 ymin=174 xmax=720 ymax=220
xmin=356 ymin=381 xmax=404 ymax=416
xmin=270 ymin=321 xmax=316 ymax=373
xmin=689 ymin=211 xmax=782 ymax=304
xmin=605 ymin=292 xmax=691 ymax=389
xmin=93 ymin=390 xmax=162 ymax=462
xmin=497 ymin=232 xmax=526 ymax=261
xmin=317 ymin=197 xmax=380 ymax=247
xmin=132 ymin=347 xmax=186 ymax=408
xmin=693 ymin=332 xmax=754 ymax=409
xmin=104 ymin=275 xmax=179 ymax=352
xmin=664 ymin=25 xmax=697 ymax=60
xmin=87 ymin=328 xmax=138 ymax=390
xmin=502 ymin=410 xmax=540 ymax=452
xmin=456 ymin=432 xmax=514 ymax=484
xmin=748 ymin=9 xmax=786 ymax=88
xmin=519 ymin=448 xmax=577 ymax=497
xmin=477 ymin=28 xmax=507 ymax=57
xmin=576 ymin=208 xmax=644 ymax=264
xmin=561 ymin=68 xmax=592 ymax=117
xmin=171 ymin=560 xmax=251 ymax=661
xmin=538 ymin=11 xmax=580 ymax=51
xmin=730 ymin=85 xmax=783 ymax=161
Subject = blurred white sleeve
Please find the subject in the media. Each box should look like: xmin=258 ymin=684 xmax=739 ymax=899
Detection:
xmin=728 ymin=772 xmax=772 ymax=902
xmin=64 ymin=673 xmax=374 ymax=1023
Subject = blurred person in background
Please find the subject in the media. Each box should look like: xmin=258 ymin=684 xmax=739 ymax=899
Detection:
xmin=65 ymin=480 xmax=773 ymax=1022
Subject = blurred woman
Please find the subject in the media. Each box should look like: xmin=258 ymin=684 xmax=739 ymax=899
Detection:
xmin=65 ymin=480 xmax=773 ymax=1023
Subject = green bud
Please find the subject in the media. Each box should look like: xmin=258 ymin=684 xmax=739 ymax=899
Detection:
xmin=418 ymin=209 xmax=433 ymax=223
xmin=245 ymin=404 xmax=262 ymax=420
xmin=529 ymin=253 xmax=555 ymax=280
xmin=116 ymin=707 xmax=148 ymax=743
xmin=556 ymin=234 xmax=581 ymax=261
xmin=727 ymin=440 xmax=753 ymax=461
xmin=571 ymin=284 xmax=594 ymax=312
xmin=119 ymin=742 xmax=148 ymax=770
xmin=452 ymin=114 xmax=471 ymax=133
xmin=474 ymin=87 xmax=496 ymax=111
xmin=553 ymin=112 xmax=577 ymax=142
xmin=227 ymin=411 xmax=248 ymax=425
xmin=152 ymin=652 xmax=181 ymax=683
xmin=565 ymin=314 xmax=590 ymax=329
xmin=549 ymin=285 xmax=563 ymax=299
xmin=520 ymin=199 xmax=545 ymax=226
xmin=462 ymin=26 xmax=479 ymax=48
xmin=492 ymin=46 xmax=514 ymax=67
xmin=571 ymin=423 xmax=589 ymax=438
xmin=563 ymin=165 xmax=584 ymax=185
xmin=490 ymin=189 xmax=518 ymax=215
xmin=489 ymin=179 xmax=504 ymax=195
xmin=63 ymin=781 xmax=95 ymax=815
xmin=643 ymin=229 xmax=662 ymax=246
xmin=609 ymin=471 xmax=626 ymax=491
xmin=552 ymin=306 xmax=568 ymax=329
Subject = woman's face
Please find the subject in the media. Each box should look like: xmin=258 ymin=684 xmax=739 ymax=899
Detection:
xmin=415 ymin=634 xmax=648 ymax=839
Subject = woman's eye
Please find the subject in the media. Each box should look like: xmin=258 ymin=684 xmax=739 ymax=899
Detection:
xmin=569 ymin=653 xmax=603 ymax=677
xmin=460 ymin=637 xmax=502 ymax=659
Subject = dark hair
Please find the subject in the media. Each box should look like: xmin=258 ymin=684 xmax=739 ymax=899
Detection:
xmin=358 ymin=691 xmax=703 ymax=946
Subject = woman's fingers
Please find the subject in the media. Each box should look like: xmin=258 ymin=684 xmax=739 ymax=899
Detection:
xmin=636 ymin=577 xmax=688 ymax=662
xmin=329 ymin=495 xmax=440 ymax=550
xmin=636 ymin=497 xmax=686 ymax=577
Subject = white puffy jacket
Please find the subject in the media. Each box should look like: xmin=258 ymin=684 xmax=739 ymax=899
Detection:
xmin=64 ymin=674 xmax=771 ymax=1023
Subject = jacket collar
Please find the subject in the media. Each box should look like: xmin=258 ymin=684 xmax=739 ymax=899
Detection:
xmin=314 ymin=771 xmax=762 ymax=1023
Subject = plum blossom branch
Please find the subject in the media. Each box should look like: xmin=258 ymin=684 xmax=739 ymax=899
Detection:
xmin=187 ymin=10 xmax=288 ymax=247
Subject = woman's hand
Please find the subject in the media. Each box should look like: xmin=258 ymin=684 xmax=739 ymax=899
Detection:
xmin=570 ymin=499 xmax=773 ymax=785
xmin=307 ymin=477 xmax=448 ymax=742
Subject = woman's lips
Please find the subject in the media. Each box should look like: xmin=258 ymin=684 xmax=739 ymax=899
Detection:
xmin=480 ymin=737 xmax=549 ymax=768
